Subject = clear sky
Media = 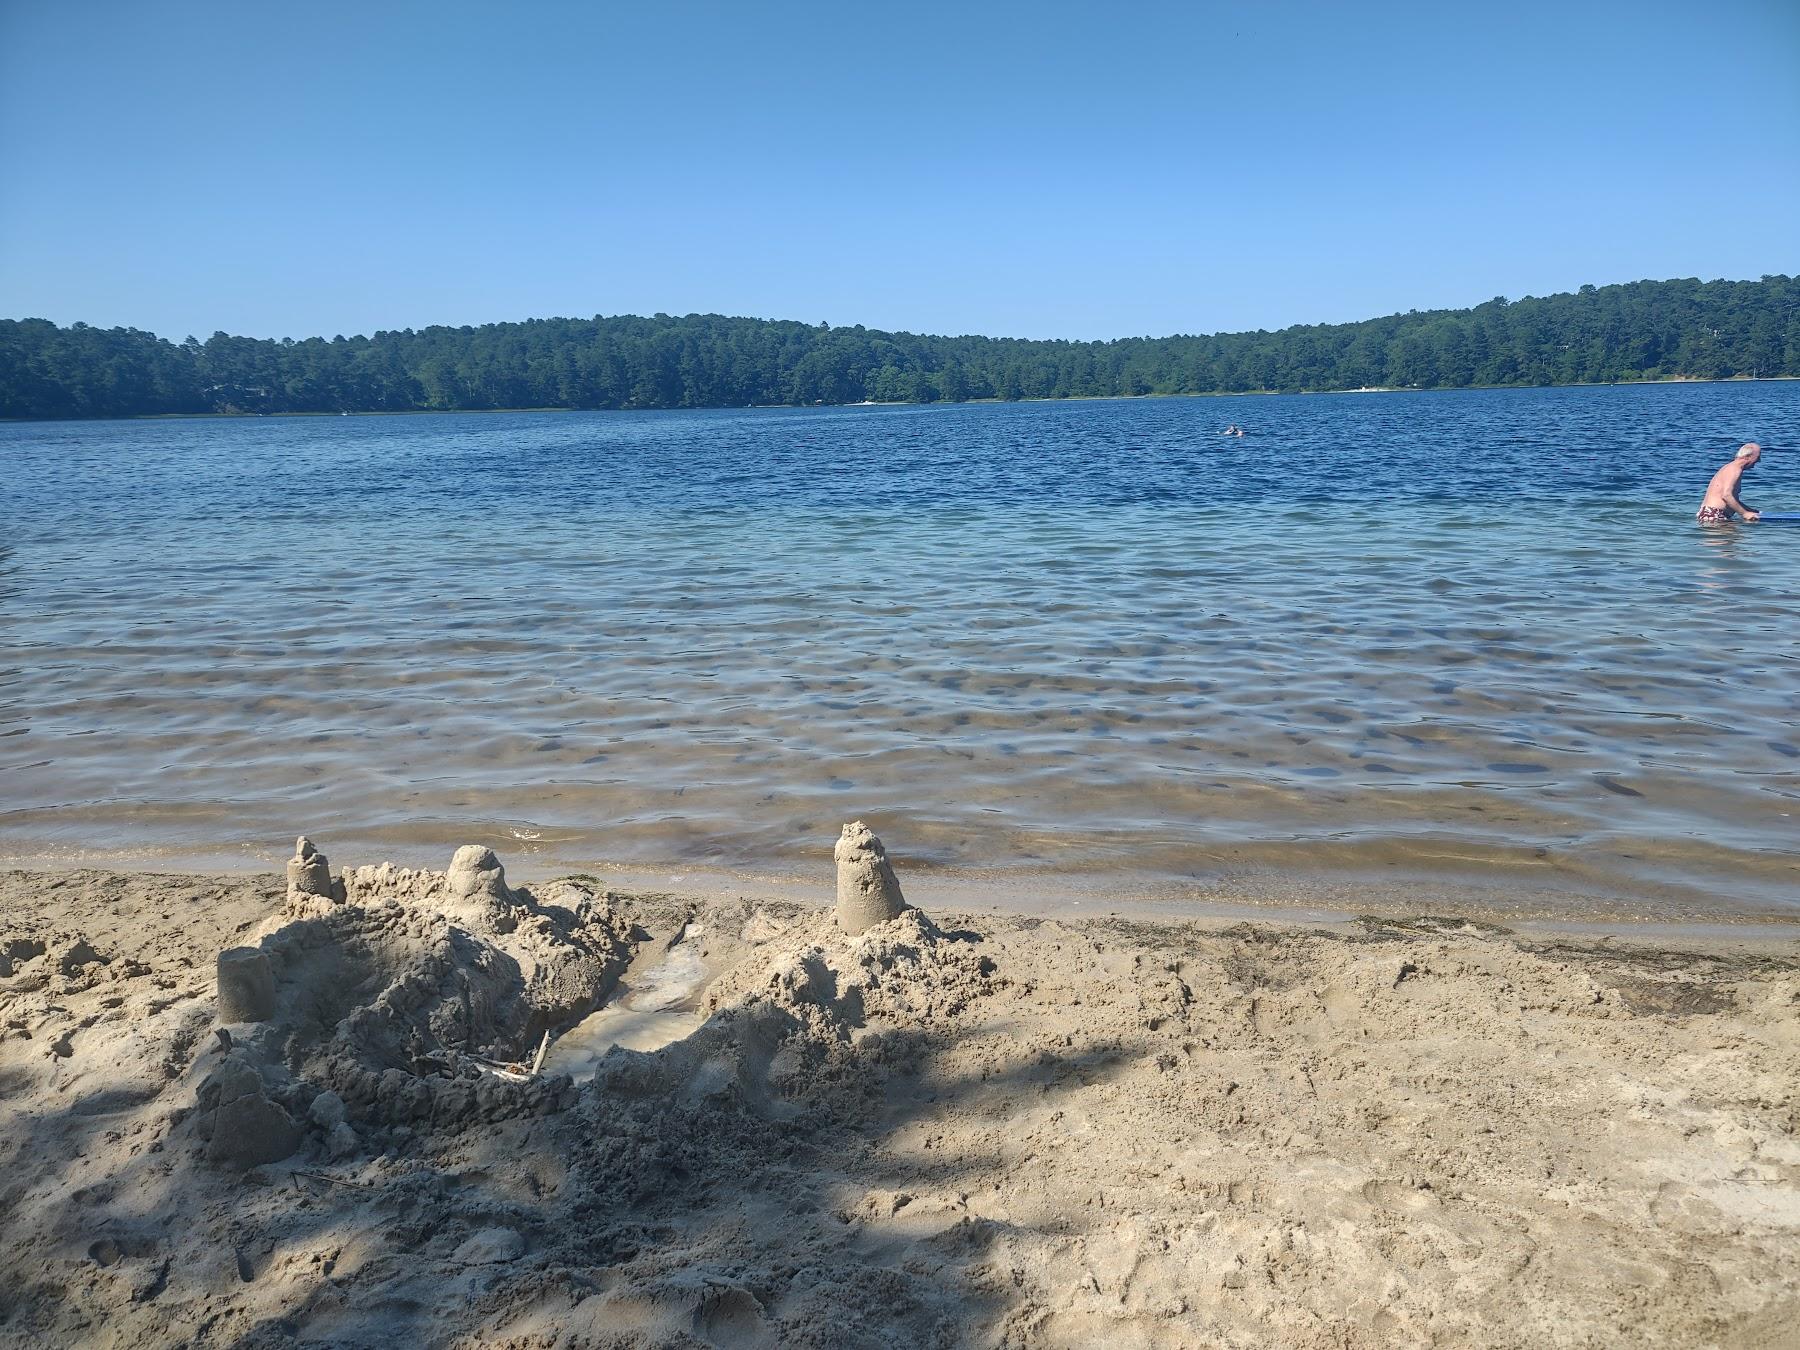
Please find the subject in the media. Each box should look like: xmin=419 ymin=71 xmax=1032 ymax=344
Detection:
xmin=2 ymin=0 xmax=1795 ymax=342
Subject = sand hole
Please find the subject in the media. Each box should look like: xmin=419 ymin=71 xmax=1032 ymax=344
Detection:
xmin=545 ymin=924 xmax=713 ymax=1079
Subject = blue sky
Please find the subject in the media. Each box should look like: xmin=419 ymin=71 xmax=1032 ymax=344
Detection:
xmin=2 ymin=0 xmax=1795 ymax=341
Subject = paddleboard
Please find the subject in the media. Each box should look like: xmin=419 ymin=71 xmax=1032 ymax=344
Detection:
xmin=1756 ymin=512 xmax=1800 ymax=522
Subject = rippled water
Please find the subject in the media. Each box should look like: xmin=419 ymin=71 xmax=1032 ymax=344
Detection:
xmin=4 ymin=383 xmax=1798 ymax=916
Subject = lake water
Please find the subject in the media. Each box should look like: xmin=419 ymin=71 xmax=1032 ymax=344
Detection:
xmin=3 ymin=383 xmax=1798 ymax=918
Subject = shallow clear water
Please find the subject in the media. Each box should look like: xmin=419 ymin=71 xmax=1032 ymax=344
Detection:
xmin=3 ymin=383 xmax=1798 ymax=915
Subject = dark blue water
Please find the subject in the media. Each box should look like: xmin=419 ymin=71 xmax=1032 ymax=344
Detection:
xmin=3 ymin=382 xmax=1798 ymax=916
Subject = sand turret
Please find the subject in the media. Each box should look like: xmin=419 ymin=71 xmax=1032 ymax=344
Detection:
xmin=286 ymin=835 xmax=333 ymax=899
xmin=834 ymin=821 xmax=908 ymax=933
xmin=445 ymin=845 xmax=514 ymax=903
xmin=216 ymin=946 xmax=275 ymax=1023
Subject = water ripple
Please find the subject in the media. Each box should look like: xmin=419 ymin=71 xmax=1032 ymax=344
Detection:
xmin=2 ymin=384 xmax=1798 ymax=913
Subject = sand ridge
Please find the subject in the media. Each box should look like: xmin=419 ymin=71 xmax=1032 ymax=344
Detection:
xmin=0 ymin=845 xmax=1796 ymax=1347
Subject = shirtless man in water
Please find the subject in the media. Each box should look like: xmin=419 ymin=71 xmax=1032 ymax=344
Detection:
xmin=1697 ymin=443 xmax=1761 ymax=523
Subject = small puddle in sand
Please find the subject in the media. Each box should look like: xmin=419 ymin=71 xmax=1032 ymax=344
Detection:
xmin=545 ymin=922 xmax=712 ymax=1080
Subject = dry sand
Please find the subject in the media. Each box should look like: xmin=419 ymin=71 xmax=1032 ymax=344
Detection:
xmin=1 ymin=845 xmax=1797 ymax=1348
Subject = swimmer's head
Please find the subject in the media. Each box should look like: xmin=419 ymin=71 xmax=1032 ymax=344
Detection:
xmin=1737 ymin=443 xmax=1761 ymax=466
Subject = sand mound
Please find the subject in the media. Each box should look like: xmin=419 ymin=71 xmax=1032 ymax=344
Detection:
xmin=582 ymin=905 xmax=1002 ymax=1132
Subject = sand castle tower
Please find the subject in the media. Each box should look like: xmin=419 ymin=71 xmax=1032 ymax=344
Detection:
xmin=286 ymin=835 xmax=333 ymax=899
xmin=216 ymin=946 xmax=276 ymax=1022
xmin=444 ymin=844 xmax=514 ymax=902
xmin=834 ymin=821 xmax=908 ymax=934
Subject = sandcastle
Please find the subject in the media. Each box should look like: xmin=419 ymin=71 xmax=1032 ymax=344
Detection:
xmin=199 ymin=838 xmax=630 ymax=1169
xmin=834 ymin=821 xmax=908 ymax=934
xmin=194 ymin=827 xmax=931 ymax=1171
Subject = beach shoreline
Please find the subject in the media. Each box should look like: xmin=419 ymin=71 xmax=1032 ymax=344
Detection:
xmin=8 ymin=843 xmax=1798 ymax=938
xmin=2 ymin=853 xmax=1795 ymax=1346
xmin=7 ymin=370 xmax=1797 ymax=424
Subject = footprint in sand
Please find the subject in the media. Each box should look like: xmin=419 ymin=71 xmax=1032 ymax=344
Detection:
xmin=1362 ymin=1179 xmax=1440 ymax=1214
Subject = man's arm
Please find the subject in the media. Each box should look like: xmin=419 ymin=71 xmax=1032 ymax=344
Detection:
xmin=1729 ymin=499 xmax=1760 ymax=521
xmin=1723 ymin=466 xmax=1759 ymax=520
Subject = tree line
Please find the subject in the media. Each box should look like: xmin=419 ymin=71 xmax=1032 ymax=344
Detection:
xmin=2 ymin=275 xmax=1796 ymax=420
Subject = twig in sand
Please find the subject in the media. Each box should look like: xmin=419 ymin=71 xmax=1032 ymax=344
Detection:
xmin=530 ymin=1029 xmax=552 ymax=1076
xmin=463 ymin=1053 xmax=532 ymax=1081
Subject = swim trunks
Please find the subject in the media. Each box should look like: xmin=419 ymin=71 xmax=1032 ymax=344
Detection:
xmin=1697 ymin=506 xmax=1732 ymax=523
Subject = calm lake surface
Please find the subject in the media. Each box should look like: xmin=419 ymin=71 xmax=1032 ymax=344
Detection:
xmin=4 ymin=384 xmax=1798 ymax=917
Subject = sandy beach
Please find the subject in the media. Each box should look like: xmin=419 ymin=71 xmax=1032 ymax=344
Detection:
xmin=1 ymin=839 xmax=1795 ymax=1348
xmin=8 ymin=4 xmax=1799 ymax=1347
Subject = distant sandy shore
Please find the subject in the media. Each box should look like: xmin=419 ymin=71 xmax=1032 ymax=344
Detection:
xmin=13 ymin=370 xmax=1791 ymax=423
xmin=1 ymin=854 xmax=1795 ymax=1347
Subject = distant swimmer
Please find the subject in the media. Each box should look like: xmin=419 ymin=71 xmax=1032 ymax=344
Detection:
xmin=1697 ymin=443 xmax=1762 ymax=523
xmin=1222 ymin=424 xmax=1245 ymax=437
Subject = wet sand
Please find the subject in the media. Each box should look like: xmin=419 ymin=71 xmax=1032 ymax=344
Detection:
xmin=1 ymin=848 xmax=1795 ymax=1347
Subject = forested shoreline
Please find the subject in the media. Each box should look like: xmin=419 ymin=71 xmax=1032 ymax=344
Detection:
xmin=2 ymin=275 xmax=1795 ymax=420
